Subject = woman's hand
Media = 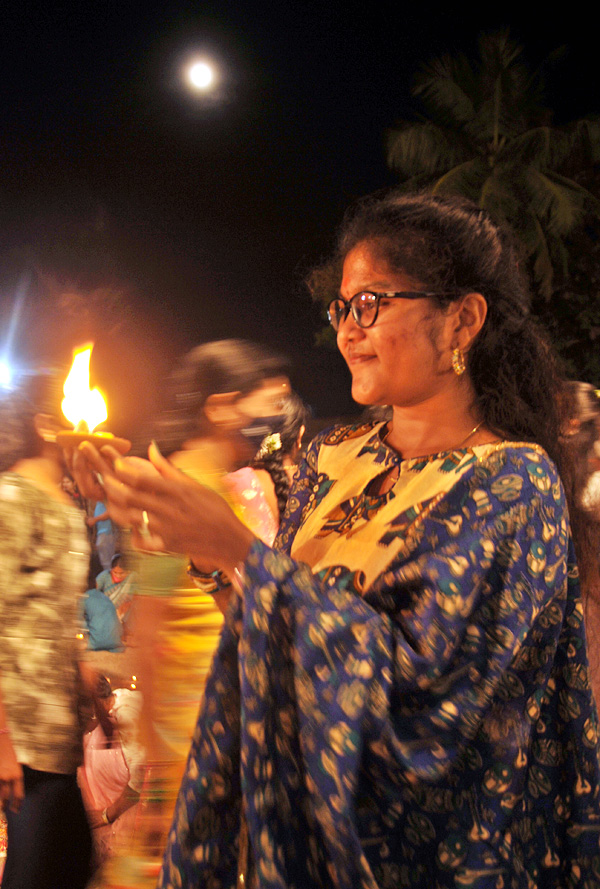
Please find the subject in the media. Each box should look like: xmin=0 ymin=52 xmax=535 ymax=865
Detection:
xmin=88 ymin=808 xmax=108 ymax=830
xmin=80 ymin=441 xmax=256 ymax=576
xmin=0 ymin=734 xmax=24 ymax=813
xmin=87 ymin=785 xmax=140 ymax=829
xmin=66 ymin=438 xmax=129 ymax=502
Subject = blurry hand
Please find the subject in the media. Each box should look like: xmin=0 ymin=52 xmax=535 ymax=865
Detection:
xmin=67 ymin=435 xmax=130 ymax=502
xmin=80 ymin=441 xmax=255 ymax=575
xmin=88 ymin=808 xmax=108 ymax=829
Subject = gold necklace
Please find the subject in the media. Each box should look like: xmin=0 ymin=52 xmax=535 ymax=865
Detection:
xmin=457 ymin=420 xmax=483 ymax=448
xmin=382 ymin=420 xmax=484 ymax=452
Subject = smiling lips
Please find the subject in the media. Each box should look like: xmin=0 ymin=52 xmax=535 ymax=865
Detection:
xmin=345 ymin=351 xmax=375 ymax=366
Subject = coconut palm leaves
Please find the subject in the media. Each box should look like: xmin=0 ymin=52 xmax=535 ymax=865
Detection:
xmin=387 ymin=31 xmax=600 ymax=298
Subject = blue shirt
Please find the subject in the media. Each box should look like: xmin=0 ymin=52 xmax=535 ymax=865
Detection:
xmin=94 ymin=501 xmax=113 ymax=536
xmin=80 ymin=588 xmax=123 ymax=652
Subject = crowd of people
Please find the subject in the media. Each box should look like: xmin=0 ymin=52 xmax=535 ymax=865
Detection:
xmin=2 ymin=190 xmax=600 ymax=889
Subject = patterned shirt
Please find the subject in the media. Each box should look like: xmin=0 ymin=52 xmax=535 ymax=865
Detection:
xmin=0 ymin=472 xmax=89 ymax=774
xmin=159 ymin=423 xmax=600 ymax=889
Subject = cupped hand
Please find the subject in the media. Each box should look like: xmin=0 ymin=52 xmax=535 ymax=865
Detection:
xmin=82 ymin=441 xmax=256 ymax=574
xmin=68 ymin=440 xmax=127 ymax=502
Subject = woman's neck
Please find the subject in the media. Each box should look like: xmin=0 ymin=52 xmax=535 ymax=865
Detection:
xmin=11 ymin=455 xmax=69 ymax=503
xmin=384 ymin=391 xmax=495 ymax=460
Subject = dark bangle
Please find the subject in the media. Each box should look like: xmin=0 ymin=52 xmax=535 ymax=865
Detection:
xmin=186 ymin=564 xmax=231 ymax=591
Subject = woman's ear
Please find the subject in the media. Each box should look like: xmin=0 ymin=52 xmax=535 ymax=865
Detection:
xmin=454 ymin=292 xmax=488 ymax=351
xmin=33 ymin=413 xmax=61 ymax=444
xmin=203 ymin=391 xmax=242 ymax=428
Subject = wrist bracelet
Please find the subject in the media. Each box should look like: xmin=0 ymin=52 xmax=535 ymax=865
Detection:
xmin=232 ymin=562 xmax=247 ymax=594
xmin=186 ymin=564 xmax=231 ymax=592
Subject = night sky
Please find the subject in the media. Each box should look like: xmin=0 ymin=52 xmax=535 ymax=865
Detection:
xmin=1 ymin=0 xmax=597 ymax=434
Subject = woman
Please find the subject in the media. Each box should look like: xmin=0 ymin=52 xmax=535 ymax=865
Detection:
xmin=128 ymin=339 xmax=291 ymax=764
xmin=0 ymin=372 xmax=94 ymax=889
xmin=563 ymin=381 xmax=600 ymax=707
xmin=563 ymin=381 xmax=600 ymax=511
xmin=96 ymin=553 xmax=137 ymax=627
xmin=229 ymin=391 xmax=309 ymax=531
xmin=78 ymin=675 xmax=143 ymax=866
xmin=95 ymin=340 xmax=291 ymax=886
xmin=84 ymin=193 xmax=600 ymax=889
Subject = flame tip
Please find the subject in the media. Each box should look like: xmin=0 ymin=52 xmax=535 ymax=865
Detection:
xmin=61 ymin=344 xmax=108 ymax=432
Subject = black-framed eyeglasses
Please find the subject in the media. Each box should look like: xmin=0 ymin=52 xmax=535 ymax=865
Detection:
xmin=327 ymin=290 xmax=445 ymax=331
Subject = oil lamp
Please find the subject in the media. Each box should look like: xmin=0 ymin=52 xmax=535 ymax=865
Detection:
xmin=55 ymin=344 xmax=129 ymax=452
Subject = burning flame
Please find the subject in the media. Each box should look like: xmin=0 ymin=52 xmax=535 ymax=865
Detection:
xmin=61 ymin=344 xmax=108 ymax=432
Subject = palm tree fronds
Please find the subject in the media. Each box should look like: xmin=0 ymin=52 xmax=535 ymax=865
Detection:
xmin=557 ymin=118 xmax=600 ymax=167
xmin=524 ymin=169 xmax=586 ymax=236
xmin=386 ymin=29 xmax=600 ymax=307
xmin=528 ymin=215 xmax=555 ymax=299
xmin=546 ymin=170 xmax=600 ymax=213
xmin=431 ymin=158 xmax=489 ymax=202
xmin=478 ymin=173 xmax=523 ymax=226
xmin=502 ymin=127 xmax=557 ymax=167
xmin=386 ymin=122 xmax=468 ymax=178
xmin=414 ymin=56 xmax=476 ymax=127
xmin=509 ymin=121 xmax=600 ymax=170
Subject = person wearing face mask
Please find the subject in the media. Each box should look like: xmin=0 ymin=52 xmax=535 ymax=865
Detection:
xmin=228 ymin=391 xmax=310 ymax=539
xmin=98 ymin=339 xmax=290 ymax=886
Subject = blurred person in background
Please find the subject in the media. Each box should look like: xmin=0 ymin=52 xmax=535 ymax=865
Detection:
xmin=79 ymin=582 xmax=124 ymax=654
xmin=0 ymin=371 xmax=93 ymax=889
xmin=96 ymin=553 xmax=137 ymax=630
xmin=87 ymin=498 xmax=118 ymax=571
xmin=129 ymin=339 xmax=292 ymax=765
xmin=229 ymin=390 xmax=309 ymax=535
xmin=79 ymin=675 xmax=144 ymax=867
xmin=84 ymin=339 xmax=295 ymax=886
xmin=562 ymin=380 xmax=600 ymax=706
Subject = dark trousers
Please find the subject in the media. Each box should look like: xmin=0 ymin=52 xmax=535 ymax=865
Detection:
xmin=3 ymin=764 xmax=94 ymax=889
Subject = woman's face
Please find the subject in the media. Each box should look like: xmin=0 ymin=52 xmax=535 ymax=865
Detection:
xmin=234 ymin=376 xmax=290 ymax=423
xmin=230 ymin=375 xmax=291 ymax=463
xmin=337 ymin=241 xmax=456 ymax=408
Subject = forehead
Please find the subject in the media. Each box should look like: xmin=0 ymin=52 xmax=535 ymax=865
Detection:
xmin=238 ymin=375 xmax=290 ymax=409
xmin=257 ymin=376 xmax=290 ymax=398
xmin=341 ymin=241 xmax=422 ymax=294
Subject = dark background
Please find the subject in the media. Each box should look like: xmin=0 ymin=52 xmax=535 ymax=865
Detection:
xmin=1 ymin=1 xmax=598 ymax=434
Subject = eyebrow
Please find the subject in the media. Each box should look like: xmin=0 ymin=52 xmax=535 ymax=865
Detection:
xmin=339 ymin=285 xmax=394 ymax=297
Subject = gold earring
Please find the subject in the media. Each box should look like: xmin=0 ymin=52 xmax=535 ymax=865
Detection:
xmin=452 ymin=347 xmax=466 ymax=376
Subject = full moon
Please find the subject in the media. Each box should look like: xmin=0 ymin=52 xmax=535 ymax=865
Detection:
xmin=187 ymin=61 xmax=214 ymax=90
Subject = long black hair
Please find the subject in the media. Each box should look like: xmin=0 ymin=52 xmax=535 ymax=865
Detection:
xmin=310 ymin=191 xmax=599 ymax=594
xmin=150 ymin=339 xmax=288 ymax=456
xmin=251 ymin=391 xmax=310 ymax=518
xmin=0 ymin=370 xmax=65 ymax=473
